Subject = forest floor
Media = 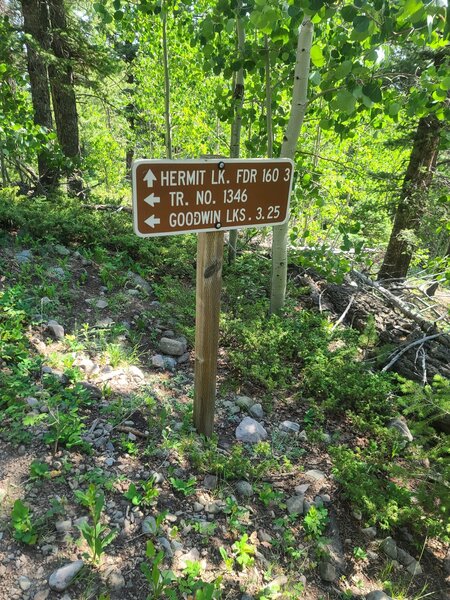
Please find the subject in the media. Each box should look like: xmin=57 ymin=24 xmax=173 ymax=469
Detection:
xmin=0 ymin=225 xmax=449 ymax=600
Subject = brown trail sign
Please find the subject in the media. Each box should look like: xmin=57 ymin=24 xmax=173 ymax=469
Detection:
xmin=132 ymin=158 xmax=294 ymax=237
xmin=131 ymin=158 xmax=294 ymax=437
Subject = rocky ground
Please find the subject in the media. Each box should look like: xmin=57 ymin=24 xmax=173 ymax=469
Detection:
xmin=0 ymin=241 xmax=449 ymax=600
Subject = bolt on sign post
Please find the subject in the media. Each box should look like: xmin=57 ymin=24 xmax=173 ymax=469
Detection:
xmin=132 ymin=158 xmax=294 ymax=436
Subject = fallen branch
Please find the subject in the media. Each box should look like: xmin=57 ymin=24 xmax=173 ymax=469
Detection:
xmin=114 ymin=425 xmax=148 ymax=438
xmin=331 ymin=294 xmax=356 ymax=331
xmin=81 ymin=203 xmax=132 ymax=214
xmin=381 ymin=333 xmax=447 ymax=373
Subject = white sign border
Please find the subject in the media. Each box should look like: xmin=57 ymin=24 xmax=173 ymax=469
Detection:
xmin=132 ymin=158 xmax=295 ymax=238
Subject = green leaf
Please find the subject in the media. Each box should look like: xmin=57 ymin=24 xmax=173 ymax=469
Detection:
xmin=341 ymin=5 xmax=358 ymax=21
xmin=334 ymin=60 xmax=352 ymax=79
xmin=310 ymin=45 xmax=326 ymax=67
xmin=332 ymin=90 xmax=357 ymax=114
xmin=353 ymin=15 xmax=371 ymax=32
xmin=362 ymin=82 xmax=382 ymax=103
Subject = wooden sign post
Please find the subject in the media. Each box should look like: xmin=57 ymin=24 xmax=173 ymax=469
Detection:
xmin=193 ymin=231 xmax=224 ymax=436
xmin=132 ymin=158 xmax=294 ymax=436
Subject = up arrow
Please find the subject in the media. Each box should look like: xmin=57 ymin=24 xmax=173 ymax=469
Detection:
xmin=144 ymin=193 xmax=160 ymax=208
xmin=145 ymin=215 xmax=160 ymax=228
xmin=143 ymin=169 xmax=157 ymax=187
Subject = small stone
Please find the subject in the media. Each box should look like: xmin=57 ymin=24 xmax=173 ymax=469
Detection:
xmin=397 ymin=548 xmax=415 ymax=566
xmin=25 ymin=397 xmax=39 ymax=408
xmin=34 ymin=590 xmax=50 ymax=600
xmin=322 ymin=432 xmax=332 ymax=443
xmin=54 ymin=244 xmax=70 ymax=256
xmin=367 ymin=551 xmax=379 ymax=561
xmin=279 ymin=421 xmax=300 ymax=434
xmin=286 ymin=495 xmax=304 ymax=515
xmin=107 ymin=570 xmax=125 ymax=591
xmin=314 ymin=496 xmax=324 ymax=508
xmin=352 ymin=510 xmax=363 ymax=521
xmin=95 ymin=299 xmax=108 ymax=309
xmin=299 ymin=430 xmax=308 ymax=442
xmin=55 ymin=520 xmax=72 ymax=533
xmin=47 ymin=320 xmax=64 ymax=340
xmin=235 ymin=417 xmax=267 ymax=443
xmin=177 ymin=548 xmax=200 ymax=569
xmin=159 ymin=337 xmax=187 ymax=357
xmin=74 ymin=517 xmax=88 ymax=528
xmin=406 ymin=560 xmax=422 ymax=576
xmin=388 ymin=418 xmax=413 ymax=443
xmin=149 ymin=471 xmax=164 ymax=484
xmin=18 ymin=576 xmax=31 ymax=591
xmin=193 ymin=502 xmax=204 ymax=512
xmin=320 ymin=493 xmax=331 ymax=504
xmin=127 ymin=272 xmax=152 ymax=294
xmin=235 ymin=396 xmax=255 ymax=410
xmin=157 ymin=537 xmax=173 ymax=558
xmin=319 ymin=561 xmax=337 ymax=582
xmin=142 ymin=516 xmax=157 ymax=535
xmin=205 ymin=501 xmax=222 ymax=514
xmin=295 ymin=484 xmax=310 ymax=495
xmin=48 ymin=267 xmax=66 ymax=280
xmin=236 ymin=481 xmax=253 ymax=498
xmin=249 ymin=403 xmax=264 ymax=419
xmin=305 ymin=469 xmax=326 ymax=481
xmin=365 ymin=592 xmax=393 ymax=600
xmin=380 ymin=537 xmax=397 ymax=560
xmin=258 ymin=530 xmax=272 ymax=543
xmin=48 ymin=561 xmax=84 ymax=591
xmin=362 ymin=526 xmax=377 ymax=539
xmin=16 ymin=249 xmax=33 ymax=263
xmin=129 ymin=366 xmax=145 ymax=379
xmin=128 ymin=432 xmax=137 ymax=441
xmin=203 ymin=474 xmax=218 ymax=490
xmin=177 ymin=352 xmax=190 ymax=364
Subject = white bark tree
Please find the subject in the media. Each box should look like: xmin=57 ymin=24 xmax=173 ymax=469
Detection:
xmin=270 ymin=19 xmax=314 ymax=314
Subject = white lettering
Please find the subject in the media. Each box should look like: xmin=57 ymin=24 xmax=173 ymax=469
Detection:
xmin=161 ymin=169 xmax=206 ymax=187
xmin=236 ymin=169 xmax=257 ymax=183
xmin=211 ymin=170 xmax=225 ymax=185
xmin=168 ymin=210 xmax=221 ymax=229
xmin=196 ymin=190 xmax=213 ymax=205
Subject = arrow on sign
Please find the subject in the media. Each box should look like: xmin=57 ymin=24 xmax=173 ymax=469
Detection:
xmin=143 ymin=169 xmax=157 ymax=187
xmin=144 ymin=193 xmax=160 ymax=208
xmin=145 ymin=215 xmax=160 ymax=228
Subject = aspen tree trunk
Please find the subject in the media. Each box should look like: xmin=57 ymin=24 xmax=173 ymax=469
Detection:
xmin=48 ymin=0 xmax=83 ymax=196
xmin=377 ymin=115 xmax=442 ymax=282
xmin=162 ymin=6 xmax=172 ymax=159
xmin=270 ymin=19 xmax=313 ymax=314
xmin=228 ymin=1 xmax=245 ymax=264
xmin=265 ymin=35 xmax=273 ymax=159
xmin=21 ymin=0 xmax=57 ymax=189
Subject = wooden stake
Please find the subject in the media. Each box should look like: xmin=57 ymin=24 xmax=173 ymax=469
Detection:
xmin=194 ymin=230 xmax=224 ymax=436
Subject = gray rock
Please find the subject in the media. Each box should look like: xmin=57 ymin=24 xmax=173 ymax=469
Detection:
xmin=47 ymin=320 xmax=64 ymax=340
xmin=235 ymin=396 xmax=255 ymax=410
xmin=258 ymin=530 xmax=272 ymax=543
xmin=159 ymin=337 xmax=187 ymax=357
xmin=299 ymin=430 xmax=308 ymax=442
xmin=388 ymin=418 xmax=413 ymax=442
xmin=205 ymin=501 xmax=223 ymax=514
xmin=286 ymin=495 xmax=304 ymax=515
xmin=48 ymin=267 xmax=66 ymax=280
xmin=79 ymin=382 xmax=102 ymax=400
xmin=16 ymin=249 xmax=33 ymax=263
xmin=249 ymin=403 xmax=264 ymax=419
xmin=55 ymin=520 xmax=72 ymax=533
xmin=142 ymin=516 xmax=157 ymax=535
xmin=236 ymin=481 xmax=253 ymax=498
xmin=157 ymin=537 xmax=173 ymax=558
xmin=104 ymin=458 xmax=115 ymax=467
xmin=74 ymin=517 xmax=88 ymax=528
xmin=397 ymin=548 xmax=415 ymax=566
xmin=127 ymin=272 xmax=152 ymax=294
xmin=322 ymin=432 xmax=332 ymax=443
xmin=203 ymin=474 xmax=218 ymax=490
xmin=54 ymin=244 xmax=70 ymax=256
xmin=95 ymin=299 xmax=108 ymax=309
xmin=380 ymin=537 xmax=397 ymax=560
xmin=25 ymin=397 xmax=39 ymax=408
xmin=362 ymin=526 xmax=377 ymax=539
xmin=34 ymin=590 xmax=50 ymax=600
xmin=177 ymin=548 xmax=200 ymax=569
xmin=365 ymin=592 xmax=393 ymax=600
xmin=18 ymin=576 xmax=31 ymax=591
xmin=319 ymin=561 xmax=337 ymax=582
xmin=107 ymin=570 xmax=125 ymax=591
xmin=149 ymin=471 xmax=164 ymax=484
xmin=129 ymin=366 xmax=144 ymax=379
xmin=193 ymin=502 xmax=204 ymax=512
xmin=295 ymin=484 xmax=310 ymax=495
xmin=279 ymin=421 xmax=300 ymax=434
xmin=406 ymin=560 xmax=422 ymax=576
xmin=305 ymin=469 xmax=326 ymax=481
xmin=367 ymin=551 xmax=379 ymax=561
xmin=235 ymin=417 xmax=267 ymax=443
xmin=151 ymin=354 xmax=177 ymax=370
xmin=177 ymin=352 xmax=190 ymax=364
xmin=48 ymin=561 xmax=84 ymax=591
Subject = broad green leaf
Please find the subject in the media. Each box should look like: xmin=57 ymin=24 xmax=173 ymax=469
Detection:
xmin=310 ymin=45 xmax=326 ymax=67
xmin=332 ymin=89 xmax=357 ymax=114
xmin=341 ymin=5 xmax=358 ymax=21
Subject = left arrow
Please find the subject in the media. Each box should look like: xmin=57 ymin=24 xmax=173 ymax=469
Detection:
xmin=144 ymin=193 xmax=160 ymax=208
xmin=144 ymin=169 xmax=157 ymax=187
xmin=145 ymin=215 xmax=160 ymax=228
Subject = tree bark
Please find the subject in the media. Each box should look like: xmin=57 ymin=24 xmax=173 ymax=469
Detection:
xmin=228 ymin=1 xmax=245 ymax=265
xmin=47 ymin=0 xmax=83 ymax=196
xmin=377 ymin=115 xmax=442 ymax=282
xmin=21 ymin=0 xmax=57 ymax=189
xmin=270 ymin=19 xmax=314 ymax=314
xmin=162 ymin=5 xmax=172 ymax=159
